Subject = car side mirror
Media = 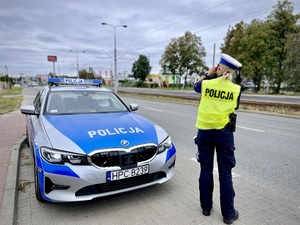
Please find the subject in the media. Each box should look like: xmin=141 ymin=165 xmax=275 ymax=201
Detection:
xmin=20 ymin=105 xmax=38 ymax=115
xmin=129 ymin=103 xmax=138 ymax=111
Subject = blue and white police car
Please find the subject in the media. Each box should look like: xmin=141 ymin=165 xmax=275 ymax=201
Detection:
xmin=20 ymin=78 xmax=176 ymax=202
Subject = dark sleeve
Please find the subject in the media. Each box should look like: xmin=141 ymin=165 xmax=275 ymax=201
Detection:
xmin=194 ymin=81 xmax=202 ymax=93
xmin=235 ymin=87 xmax=241 ymax=110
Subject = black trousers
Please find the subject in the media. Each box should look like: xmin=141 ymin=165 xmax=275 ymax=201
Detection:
xmin=196 ymin=126 xmax=236 ymax=219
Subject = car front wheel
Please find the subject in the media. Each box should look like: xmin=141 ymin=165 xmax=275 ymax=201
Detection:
xmin=34 ymin=162 xmax=46 ymax=202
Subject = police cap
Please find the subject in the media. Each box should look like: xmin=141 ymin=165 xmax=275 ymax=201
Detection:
xmin=219 ymin=53 xmax=242 ymax=70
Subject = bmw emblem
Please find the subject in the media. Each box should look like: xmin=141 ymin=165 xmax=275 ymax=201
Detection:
xmin=121 ymin=140 xmax=129 ymax=146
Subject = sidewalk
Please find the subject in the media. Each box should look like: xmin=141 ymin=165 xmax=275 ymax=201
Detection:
xmin=15 ymin=144 xmax=300 ymax=225
xmin=0 ymin=110 xmax=25 ymax=225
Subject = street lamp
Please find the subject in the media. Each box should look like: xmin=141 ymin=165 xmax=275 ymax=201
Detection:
xmin=69 ymin=50 xmax=85 ymax=78
xmin=101 ymin=22 xmax=127 ymax=93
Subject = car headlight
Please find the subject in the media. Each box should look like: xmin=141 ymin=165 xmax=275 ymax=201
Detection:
xmin=158 ymin=136 xmax=172 ymax=154
xmin=40 ymin=147 xmax=88 ymax=165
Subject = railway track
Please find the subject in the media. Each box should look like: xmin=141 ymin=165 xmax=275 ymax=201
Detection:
xmin=119 ymin=90 xmax=300 ymax=111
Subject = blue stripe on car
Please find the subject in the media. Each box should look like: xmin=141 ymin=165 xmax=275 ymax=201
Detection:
xmin=166 ymin=145 xmax=176 ymax=162
xmin=43 ymin=112 xmax=158 ymax=153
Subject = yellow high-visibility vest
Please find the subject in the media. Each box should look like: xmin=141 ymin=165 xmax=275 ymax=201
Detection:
xmin=196 ymin=77 xmax=241 ymax=130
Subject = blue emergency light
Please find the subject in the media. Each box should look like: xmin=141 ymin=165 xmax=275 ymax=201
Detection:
xmin=48 ymin=78 xmax=102 ymax=87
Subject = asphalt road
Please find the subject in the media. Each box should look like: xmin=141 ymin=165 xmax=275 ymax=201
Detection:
xmin=22 ymin=87 xmax=37 ymax=105
xmin=121 ymin=96 xmax=300 ymax=208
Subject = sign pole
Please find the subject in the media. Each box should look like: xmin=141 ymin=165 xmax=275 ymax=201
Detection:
xmin=53 ymin=62 xmax=56 ymax=76
xmin=47 ymin=55 xmax=57 ymax=77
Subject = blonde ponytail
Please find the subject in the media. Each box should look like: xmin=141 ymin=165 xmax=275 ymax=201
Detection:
xmin=219 ymin=64 xmax=235 ymax=81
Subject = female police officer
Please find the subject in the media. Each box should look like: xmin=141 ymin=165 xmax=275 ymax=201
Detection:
xmin=194 ymin=53 xmax=241 ymax=224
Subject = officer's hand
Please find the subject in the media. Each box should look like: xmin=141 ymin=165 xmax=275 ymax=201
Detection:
xmin=207 ymin=66 xmax=218 ymax=77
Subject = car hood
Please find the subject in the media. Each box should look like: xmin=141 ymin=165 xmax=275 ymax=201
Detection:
xmin=42 ymin=112 xmax=166 ymax=154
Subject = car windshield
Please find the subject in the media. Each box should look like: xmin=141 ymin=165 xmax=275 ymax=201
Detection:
xmin=45 ymin=90 xmax=129 ymax=115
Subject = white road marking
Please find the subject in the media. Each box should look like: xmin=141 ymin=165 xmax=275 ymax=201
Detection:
xmin=144 ymin=107 xmax=162 ymax=112
xmin=237 ymin=126 xmax=264 ymax=132
xmin=190 ymin=158 xmax=241 ymax=177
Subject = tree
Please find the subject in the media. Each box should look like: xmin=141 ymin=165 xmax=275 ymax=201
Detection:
xmin=160 ymin=31 xmax=207 ymax=88
xmin=131 ymin=55 xmax=151 ymax=85
xmin=160 ymin=38 xmax=180 ymax=88
xmin=238 ymin=19 xmax=273 ymax=92
xmin=265 ymin=0 xmax=299 ymax=93
xmin=220 ymin=0 xmax=299 ymax=93
xmin=79 ymin=69 xmax=94 ymax=79
xmin=284 ymin=32 xmax=300 ymax=92
xmin=0 ymin=75 xmax=13 ymax=89
xmin=221 ymin=21 xmax=247 ymax=86
xmin=221 ymin=21 xmax=247 ymax=57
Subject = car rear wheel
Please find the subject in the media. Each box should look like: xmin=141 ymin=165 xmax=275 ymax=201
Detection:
xmin=34 ymin=162 xmax=46 ymax=202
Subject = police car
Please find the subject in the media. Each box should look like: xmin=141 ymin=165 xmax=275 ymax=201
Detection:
xmin=20 ymin=78 xmax=176 ymax=202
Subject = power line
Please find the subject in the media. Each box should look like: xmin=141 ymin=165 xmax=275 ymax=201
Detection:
xmin=195 ymin=7 xmax=272 ymax=34
xmin=123 ymin=0 xmax=233 ymax=44
xmin=128 ymin=6 xmax=273 ymax=53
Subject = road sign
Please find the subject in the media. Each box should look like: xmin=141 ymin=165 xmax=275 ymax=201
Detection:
xmin=47 ymin=55 xmax=57 ymax=62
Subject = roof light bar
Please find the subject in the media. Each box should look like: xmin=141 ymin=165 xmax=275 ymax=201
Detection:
xmin=48 ymin=78 xmax=102 ymax=87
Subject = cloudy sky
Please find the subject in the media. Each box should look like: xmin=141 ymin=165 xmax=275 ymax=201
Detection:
xmin=0 ymin=0 xmax=299 ymax=77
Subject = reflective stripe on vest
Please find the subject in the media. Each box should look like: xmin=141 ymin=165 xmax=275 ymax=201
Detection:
xmin=196 ymin=77 xmax=241 ymax=130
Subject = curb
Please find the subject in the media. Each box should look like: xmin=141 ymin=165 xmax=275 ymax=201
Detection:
xmin=0 ymin=136 xmax=26 ymax=225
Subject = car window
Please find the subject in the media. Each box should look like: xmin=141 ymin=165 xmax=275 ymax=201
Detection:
xmin=45 ymin=90 xmax=129 ymax=115
xmin=33 ymin=89 xmax=45 ymax=114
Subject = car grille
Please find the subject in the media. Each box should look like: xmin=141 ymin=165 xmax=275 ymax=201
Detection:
xmin=75 ymin=172 xmax=166 ymax=196
xmin=89 ymin=145 xmax=157 ymax=168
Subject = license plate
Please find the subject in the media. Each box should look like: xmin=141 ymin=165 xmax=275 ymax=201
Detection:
xmin=107 ymin=165 xmax=149 ymax=181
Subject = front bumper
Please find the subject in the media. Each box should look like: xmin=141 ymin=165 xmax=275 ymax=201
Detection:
xmin=38 ymin=146 xmax=176 ymax=202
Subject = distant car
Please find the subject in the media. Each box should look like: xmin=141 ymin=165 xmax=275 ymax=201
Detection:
xmin=27 ymin=82 xmax=38 ymax=87
xmin=242 ymin=81 xmax=255 ymax=90
xmin=20 ymin=78 xmax=176 ymax=202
